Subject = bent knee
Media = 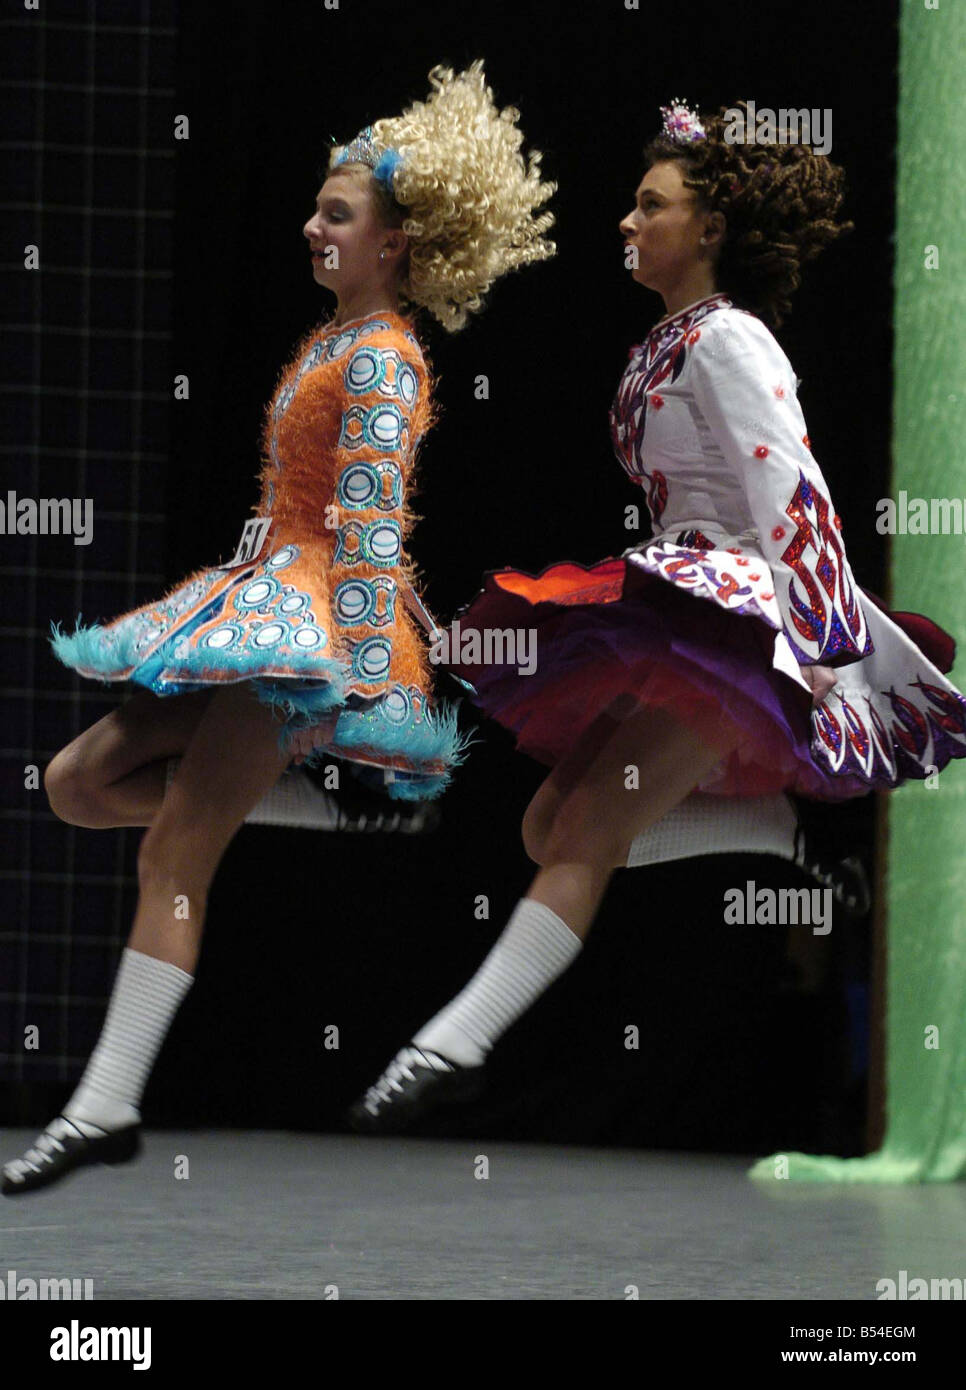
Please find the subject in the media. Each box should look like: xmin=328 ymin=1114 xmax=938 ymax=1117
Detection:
xmin=43 ymin=748 xmax=106 ymax=827
xmin=537 ymin=800 xmax=631 ymax=870
xmin=541 ymin=824 xmax=629 ymax=870
xmin=521 ymin=810 xmax=548 ymax=866
xmin=522 ymin=795 xmax=562 ymax=867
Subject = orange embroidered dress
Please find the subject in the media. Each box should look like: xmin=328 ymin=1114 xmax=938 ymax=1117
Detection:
xmin=49 ymin=310 xmax=471 ymax=801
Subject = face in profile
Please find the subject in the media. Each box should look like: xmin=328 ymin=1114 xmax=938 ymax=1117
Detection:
xmin=303 ymin=167 xmax=391 ymax=294
xmin=619 ymin=159 xmax=713 ymax=297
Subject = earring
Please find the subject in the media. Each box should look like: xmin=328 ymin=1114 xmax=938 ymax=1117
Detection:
xmin=700 ymin=236 xmax=708 ymax=244
xmin=379 ymin=251 xmax=385 ymax=261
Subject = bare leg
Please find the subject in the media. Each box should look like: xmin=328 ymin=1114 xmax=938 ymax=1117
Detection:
xmin=521 ymin=699 xmax=636 ymax=865
xmin=349 ymin=704 xmax=745 ymax=1125
xmin=130 ymin=681 xmax=292 ymax=972
xmin=44 ymin=688 xmax=220 ymax=829
xmin=525 ymin=705 xmax=742 ymax=939
xmin=1 ymin=682 xmax=294 ymax=1193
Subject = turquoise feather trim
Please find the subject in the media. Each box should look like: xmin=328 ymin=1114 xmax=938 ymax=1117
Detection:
xmin=249 ymin=678 xmax=347 ymax=722
xmin=299 ymin=698 xmax=479 ymax=801
xmin=47 ymin=618 xmax=476 ymax=801
xmin=332 ymin=696 xmax=475 ymax=760
xmin=382 ymin=771 xmax=452 ymax=802
xmin=249 ymin=677 xmax=348 ymax=758
xmin=48 ymin=617 xmax=350 ymax=689
xmin=49 ymin=617 xmax=133 ymax=679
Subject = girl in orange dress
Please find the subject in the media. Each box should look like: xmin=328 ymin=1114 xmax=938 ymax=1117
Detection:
xmin=2 ymin=61 xmax=555 ymax=1195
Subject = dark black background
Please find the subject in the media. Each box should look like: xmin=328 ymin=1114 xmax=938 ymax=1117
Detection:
xmin=11 ymin=0 xmax=901 ymax=1155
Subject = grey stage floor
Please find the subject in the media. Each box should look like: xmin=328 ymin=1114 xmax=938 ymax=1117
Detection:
xmin=1 ymin=1130 xmax=963 ymax=1299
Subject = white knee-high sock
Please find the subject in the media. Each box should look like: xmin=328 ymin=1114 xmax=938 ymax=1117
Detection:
xmin=62 ymin=948 xmax=194 ymax=1134
xmin=412 ymin=898 xmax=582 ymax=1066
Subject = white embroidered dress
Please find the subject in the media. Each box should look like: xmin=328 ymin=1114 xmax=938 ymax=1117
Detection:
xmin=610 ymin=292 xmax=966 ymax=789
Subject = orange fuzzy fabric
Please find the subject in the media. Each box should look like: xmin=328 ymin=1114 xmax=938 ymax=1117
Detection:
xmin=255 ymin=312 xmax=439 ymax=700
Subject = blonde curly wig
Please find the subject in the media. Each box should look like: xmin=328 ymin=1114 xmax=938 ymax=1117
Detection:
xmin=328 ymin=60 xmax=556 ymax=332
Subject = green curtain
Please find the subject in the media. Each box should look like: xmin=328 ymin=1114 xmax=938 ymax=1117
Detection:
xmin=749 ymin=0 xmax=966 ymax=1183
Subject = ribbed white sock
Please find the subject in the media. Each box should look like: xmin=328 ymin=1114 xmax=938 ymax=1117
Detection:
xmin=62 ymin=947 xmax=194 ymax=1135
xmin=412 ymin=898 xmax=582 ymax=1066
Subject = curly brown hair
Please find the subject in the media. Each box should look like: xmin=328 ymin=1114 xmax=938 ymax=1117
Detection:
xmin=641 ymin=100 xmax=854 ymax=328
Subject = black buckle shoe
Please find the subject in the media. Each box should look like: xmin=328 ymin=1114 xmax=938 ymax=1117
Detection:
xmin=1 ymin=1116 xmax=141 ymax=1196
xmin=793 ymin=827 xmax=871 ymax=917
xmin=347 ymin=1044 xmax=486 ymax=1134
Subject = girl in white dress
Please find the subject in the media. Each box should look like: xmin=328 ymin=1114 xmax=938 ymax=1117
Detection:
xmin=350 ymin=99 xmax=966 ymax=1130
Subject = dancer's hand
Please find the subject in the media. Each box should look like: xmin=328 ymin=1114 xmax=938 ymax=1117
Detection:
xmin=799 ymin=663 xmax=838 ymax=706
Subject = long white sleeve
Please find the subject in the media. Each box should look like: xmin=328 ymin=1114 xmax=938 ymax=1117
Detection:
xmin=687 ymin=310 xmax=873 ymax=668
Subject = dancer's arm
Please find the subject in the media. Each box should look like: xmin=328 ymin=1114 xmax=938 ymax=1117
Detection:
xmin=327 ymin=324 xmax=430 ymax=698
xmin=688 ymin=311 xmax=873 ymax=672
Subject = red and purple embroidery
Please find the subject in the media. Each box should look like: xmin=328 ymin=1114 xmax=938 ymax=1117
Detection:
xmin=778 ymin=470 xmax=871 ymax=664
xmin=609 ymin=294 xmax=732 ymax=509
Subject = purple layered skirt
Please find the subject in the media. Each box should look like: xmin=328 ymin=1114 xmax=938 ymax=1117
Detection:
xmin=443 ymin=554 xmax=950 ymax=801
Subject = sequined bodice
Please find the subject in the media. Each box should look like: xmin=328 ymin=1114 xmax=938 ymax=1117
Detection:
xmin=257 ymin=312 xmax=427 ymax=527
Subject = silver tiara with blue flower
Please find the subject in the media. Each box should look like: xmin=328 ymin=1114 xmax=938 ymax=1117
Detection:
xmin=332 ymin=125 xmax=404 ymax=195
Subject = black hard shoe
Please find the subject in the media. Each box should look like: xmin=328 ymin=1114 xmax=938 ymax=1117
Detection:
xmin=793 ymin=828 xmax=871 ymax=917
xmin=1 ymin=1115 xmax=141 ymax=1196
xmin=347 ymin=1044 xmax=486 ymax=1134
